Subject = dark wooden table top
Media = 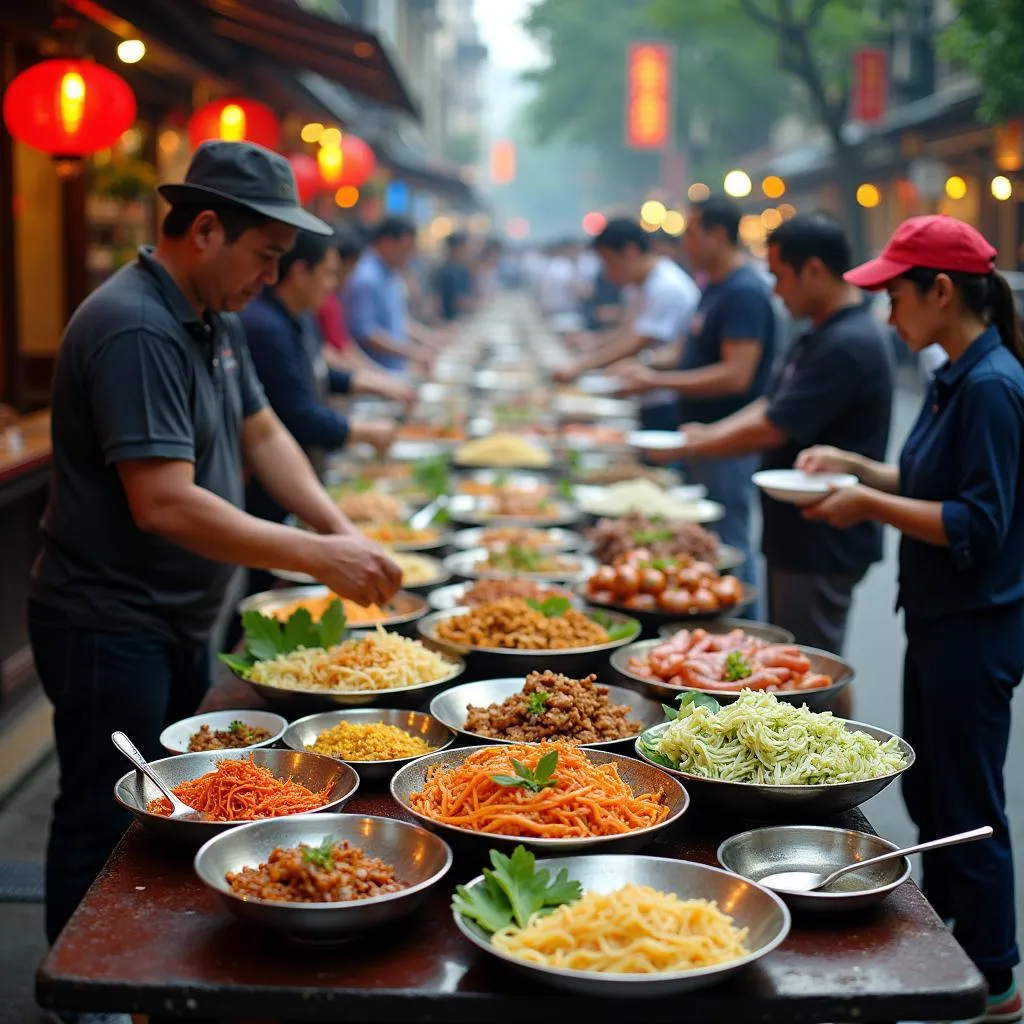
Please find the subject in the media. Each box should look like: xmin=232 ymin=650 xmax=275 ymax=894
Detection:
xmin=0 ymin=409 xmax=51 ymax=488
xmin=37 ymin=671 xmax=987 ymax=1022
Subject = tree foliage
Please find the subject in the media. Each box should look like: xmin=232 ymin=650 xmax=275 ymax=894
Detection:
xmin=941 ymin=0 xmax=1024 ymax=122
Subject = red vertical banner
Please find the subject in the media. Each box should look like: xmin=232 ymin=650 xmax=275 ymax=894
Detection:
xmin=625 ymin=42 xmax=674 ymax=151
xmin=851 ymin=49 xmax=889 ymax=123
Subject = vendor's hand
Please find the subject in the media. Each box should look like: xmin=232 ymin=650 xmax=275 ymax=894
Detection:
xmin=354 ymin=370 xmax=415 ymax=406
xmin=307 ymin=534 xmax=402 ymax=606
xmin=552 ymin=363 xmax=580 ymax=385
xmin=611 ymin=359 xmax=657 ymax=395
xmin=348 ymin=419 xmax=397 ymax=456
xmin=643 ymin=431 xmax=689 ymax=464
xmin=795 ymin=445 xmax=859 ymax=476
xmin=802 ymin=484 xmax=873 ymax=529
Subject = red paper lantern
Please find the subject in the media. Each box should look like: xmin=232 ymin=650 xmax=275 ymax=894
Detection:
xmin=287 ymin=152 xmax=322 ymax=203
xmin=338 ymin=134 xmax=376 ymax=187
xmin=187 ymin=98 xmax=280 ymax=152
xmin=2 ymin=59 xmax=136 ymax=158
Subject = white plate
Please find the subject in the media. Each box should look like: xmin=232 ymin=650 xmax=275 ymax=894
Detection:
xmin=576 ymin=374 xmax=621 ymax=395
xmin=159 ymin=710 xmax=288 ymax=755
xmin=752 ymin=469 xmax=858 ymax=507
xmin=627 ymin=430 xmax=686 ymax=451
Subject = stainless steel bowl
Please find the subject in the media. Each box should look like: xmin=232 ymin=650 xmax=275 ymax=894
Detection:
xmin=444 ymin=549 xmax=597 ymax=585
xmin=428 ymin=677 xmax=664 ymax=752
xmin=717 ymin=825 xmax=912 ymax=914
xmin=612 ymin=638 xmax=853 ymax=712
xmin=447 ymin=497 xmax=579 ymax=529
xmin=238 ymin=586 xmax=430 ymax=638
xmin=417 ymin=606 xmax=641 ymax=680
xmin=450 ymin=527 xmax=584 ymax=552
xmin=453 ymin=854 xmax=790 ymax=995
xmin=194 ymin=814 xmax=453 ymax=940
xmin=391 ymin=745 xmax=688 ymax=854
xmin=634 ymin=719 xmax=914 ymax=818
xmin=657 ymin=619 xmax=795 ymax=643
xmin=114 ymin=748 xmax=359 ymax=847
xmin=159 ymin=710 xmax=288 ymax=755
xmin=281 ymin=708 xmax=456 ymax=781
xmin=426 ymin=582 xmax=581 ymax=613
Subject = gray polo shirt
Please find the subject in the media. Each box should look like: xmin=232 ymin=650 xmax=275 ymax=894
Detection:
xmin=30 ymin=247 xmax=267 ymax=644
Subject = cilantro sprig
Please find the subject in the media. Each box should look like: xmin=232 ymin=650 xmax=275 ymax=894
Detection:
xmin=723 ymin=651 xmax=753 ymax=683
xmin=526 ymin=689 xmax=550 ymax=717
xmin=301 ymin=837 xmax=337 ymax=871
xmin=526 ymin=595 xmax=572 ymax=618
xmin=489 ymin=750 xmax=559 ymax=793
xmin=412 ymin=454 xmax=452 ymax=500
xmin=452 ymin=846 xmax=582 ymax=936
xmin=588 ymin=608 xmax=640 ymax=643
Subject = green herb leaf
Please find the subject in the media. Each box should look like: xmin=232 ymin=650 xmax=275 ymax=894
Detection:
xmin=302 ymin=837 xmax=336 ymax=870
xmin=675 ymin=691 xmax=722 ymax=715
xmin=318 ymin=599 xmax=347 ymax=648
xmin=412 ymin=455 xmax=452 ymax=499
xmin=489 ymin=773 xmax=529 ymax=788
xmin=217 ymin=652 xmax=256 ymax=676
xmin=558 ymin=478 xmax=575 ymax=501
xmin=282 ymin=607 xmax=318 ymax=651
xmin=526 ymin=595 xmax=572 ymax=618
xmin=242 ymin=611 xmax=285 ymax=662
xmin=638 ymin=729 xmax=676 ymax=769
xmin=452 ymin=872 xmax=514 ymax=934
xmin=493 ymin=472 xmax=510 ymax=488
xmin=661 ymin=703 xmax=680 ymax=721
xmin=229 ymin=720 xmax=244 ymax=734
xmin=533 ymin=749 xmax=559 ymax=785
xmin=723 ymin=651 xmax=752 ymax=683
xmin=543 ymin=867 xmax=582 ymax=907
xmin=430 ymin=505 xmax=451 ymax=527
xmin=632 ymin=527 xmax=674 ymax=545
xmin=566 ymin=449 xmax=582 ymax=472
xmin=526 ymin=690 xmax=550 ymax=717
xmin=489 ymin=752 xmax=560 ymax=794
xmin=353 ymin=477 xmax=374 ymax=493
xmin=588 ymin=609 xmax=638 ymax=643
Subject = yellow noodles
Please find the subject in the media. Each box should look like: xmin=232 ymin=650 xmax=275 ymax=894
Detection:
xmin=307 ymin=721 xmax=434 ymax=760
xmin=249 ymin=628 xmax=457 ymax=694
xmin=455 ymin=433 xmax=552 ymax=468
xmin=492 ymin=883 xmax=749 ymax=974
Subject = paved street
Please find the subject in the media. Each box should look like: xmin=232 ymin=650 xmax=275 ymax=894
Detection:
xmin=0 ymin=372 xmax=1020 ymax=1023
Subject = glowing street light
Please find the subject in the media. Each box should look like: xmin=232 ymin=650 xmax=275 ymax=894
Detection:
xmin=723 ymin=170 xmax=752 ymax=198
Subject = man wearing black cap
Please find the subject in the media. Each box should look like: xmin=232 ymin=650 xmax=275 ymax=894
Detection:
xmin=28 ymin=142 xmax=402 ymax=995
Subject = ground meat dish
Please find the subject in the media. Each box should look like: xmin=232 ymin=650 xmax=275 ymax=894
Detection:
xmin=587 ymin=513 xmax=720 ymax=566
xmin=462 ymin=579 xmax=571 ymax=606
xmin=465 ymin=671 xmax=642 ymax=743
xmin=226 ymin=840 xmax=406 ymax=904
xmin=187 ymin=722 xmax=272 ymax=751
xmin=436 ymin=597 xmax=609 ymax=650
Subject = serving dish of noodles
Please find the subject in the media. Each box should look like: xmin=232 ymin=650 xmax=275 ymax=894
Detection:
xmin=454 ymin=433 xmax=553 ymax=469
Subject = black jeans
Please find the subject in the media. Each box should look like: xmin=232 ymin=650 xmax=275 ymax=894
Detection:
xmin=28 ymin=601 xmax=210 ymax=943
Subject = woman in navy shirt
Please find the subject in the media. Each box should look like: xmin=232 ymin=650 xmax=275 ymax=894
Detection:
xmin=801 ymin=215 xmax=1024 ymax=1023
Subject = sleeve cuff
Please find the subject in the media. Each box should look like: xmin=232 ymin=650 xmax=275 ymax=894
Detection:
xmin=329 ymin=369 xmax=353 ymax=394
xmin=941 ymin=500 xmax=975 ymax=570
xmin=104 ymin=440 xmax=195 ymax=465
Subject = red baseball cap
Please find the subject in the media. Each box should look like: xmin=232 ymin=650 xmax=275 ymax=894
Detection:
xmin=845 ymin=214 xmax=997 ymax=290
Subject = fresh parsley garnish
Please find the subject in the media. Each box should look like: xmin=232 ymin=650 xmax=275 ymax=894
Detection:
xmin=558 ymin=478 xmax=575 ymax=501
xmin=489 ymin=750 xmax=559 ymax=793
xmin=451 ymin=845 xmax=582 ymax=936
xmin=632 ymin=527 xmax=674 ymax=545
xmin=526 ymin=595 xmax=572 ymax=618
xmin=496 ymin=545 xmax=544 ymax=572
xmin=588 ymin=609 xmax=640 ymax=643
xmin=412 ymin=455 xmax=451 ymax=499
xmin=660 ymin=691 xmax=722 ymax=722
xmin=353 ymin=478 xmax=374 ymax=493
xmin=724 ymin=651 xmax=753 ymax=683
xmin=526 ymin=690 xmax=550 ymax=716
xmin=302 ymin=837 xmax=336 ymax=870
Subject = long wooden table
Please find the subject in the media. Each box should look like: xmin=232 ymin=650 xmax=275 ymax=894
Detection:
xmin=37 ymin=671 xmax=987 ymax=1023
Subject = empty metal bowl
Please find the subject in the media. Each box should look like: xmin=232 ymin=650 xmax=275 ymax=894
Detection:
xmin=453 ymin=854 xmax=790 ymax=996
xmin=195 ymin=814 xmax=453 ymax=941
xmin=633 ymin=720 xmax=914 ymax=818
xmin=114 ymin=748 xmax=359 ymax=847
xmin=717 ymin=825 xmax=912 ymax=914
xmin=657 ymin=618 xmax=795 ymax=644
xmin=281 ymin=708 xmax=456 ymax=781
xmin=611 ymin=638 xmax=854 ymax=712
xmin=390 ymin=745 xmax=688 ymax=854
xmin=159 ymin=709 xmax=288 ymax=756
xmin=429 ymin=677 xmax=664 ymax=752
xmin=444 ymin=549 xmax=597 ymax=585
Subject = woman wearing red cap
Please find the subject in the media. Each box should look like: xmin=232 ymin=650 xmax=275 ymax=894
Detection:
xmin=800 ymin=214 xmax=1024 ymax=1021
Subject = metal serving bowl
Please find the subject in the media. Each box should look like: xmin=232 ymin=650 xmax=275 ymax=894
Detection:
xmin=114 ymin=748 xmax=359 ymax=847
xmin=234 ymin=652 xmax=466 ymax=716
xmin=444 ymin=549 xmax=597 ymax=586
xmin=717 ymin=825 xmax=912 ymax=914
xmin=447 ymin=497 xmax=579 ymax=529
xmin=159 ymin=710 xmax=288 ymax=756
xmin=634 ymin=720 xmax=914 ymax=818
xmin=391 ymin=746 xmax=688 ymax=854
xmin=281 ymin=708 xmax=456 ymax=782
xmin=428 ymin=677 xmax=664 ymax=753
xmin=194 ymin=814 xmax=453 ymax=941
xmin=612 ymin=638 xmax=853 ymax=712
xmin=453 ymin=854 xmax=790 ymax=996
xmin=238 ymin=586 xmax=430 ymax=638
xmin=657 ymin=618 xmax=795 ymax=643
xmin=450 ymin=527 xmax=584 ymax=552
xmin=427 ymin=582 xmax=581 ymax=613
xmin=417 ymin=606 xmax=641 ymax=680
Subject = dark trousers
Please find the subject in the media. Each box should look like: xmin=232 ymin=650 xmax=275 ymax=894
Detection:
xmin=28 ymin=601 xmax=210 ymax=943
xmin=766 ymin=565 xmax=863 ymax=656
xmin=902 ymin=603 xmax=1024 ymax=976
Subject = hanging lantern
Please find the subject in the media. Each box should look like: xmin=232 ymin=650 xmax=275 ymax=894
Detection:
xmin=2 ymin=59 xmax=136 ymax=160
xmin=187 ymin=98 xmax=280 ymax=152
xmin=338 ymin=134 xmax=376 ymax=187
xmin=287 ymin=152 xmax=322 ymax=203
xmin=317 ymin=143 xmax=344 ymax=188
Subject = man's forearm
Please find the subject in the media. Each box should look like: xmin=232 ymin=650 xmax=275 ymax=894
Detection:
xmin=362 ymin=329 xmax=409 ymax=360
xmin=651 ymin=361 xmax=752 ymax=397
xmin=574 ymin=332 xmax=645 ymax=374
xmin=689 ymin=402 xmax=786 ymax=459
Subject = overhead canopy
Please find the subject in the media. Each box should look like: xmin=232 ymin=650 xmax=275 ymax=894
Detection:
xmin=382 ymin=154 xmax=483 ymax=210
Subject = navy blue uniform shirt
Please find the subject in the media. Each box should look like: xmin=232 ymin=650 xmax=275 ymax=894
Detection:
xmin=762 ymin=303 xmax=894 ymax=575
xmin=898 ymin=326 xmax=1024 ymax=617
xmin=678 ymin=264 xmax=776 ymax=424
xmin=435 ymin=260 xmax=474 ymax=321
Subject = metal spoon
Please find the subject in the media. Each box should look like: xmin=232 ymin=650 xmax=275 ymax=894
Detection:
xmin=409 ymin=495 xmax=448 ymax=530
xmin=759 ymin=825 xmax=994 ymax=893
xmin=111 ymin=731 xmax=203 ymax=821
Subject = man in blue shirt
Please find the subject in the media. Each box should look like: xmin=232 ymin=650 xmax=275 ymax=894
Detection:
xmin=619 ymin=198 xmax=776 ymax=584
xmin=433 ymin=231 xmax=476 ymax=321
xmin=344 ymin=216 xmax=446 ymax=374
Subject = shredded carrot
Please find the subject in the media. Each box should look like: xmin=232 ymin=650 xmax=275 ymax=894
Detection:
xmin=409 ymin=741 xmax=669 ymax=838
xmin=146 ymin=755 xmax=332 ymax=822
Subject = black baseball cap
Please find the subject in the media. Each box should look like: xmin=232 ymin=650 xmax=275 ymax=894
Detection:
xmin=158 ymin=140 xmax=332 ymax=236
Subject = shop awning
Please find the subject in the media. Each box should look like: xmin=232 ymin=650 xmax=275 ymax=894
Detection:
xmin=382 ymin=154 xmax=483 ymax=210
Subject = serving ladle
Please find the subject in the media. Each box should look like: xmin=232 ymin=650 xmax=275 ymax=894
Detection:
xmin=111 ymin=731 xmax=203 ymax=821
xmin=759 ymin=825 xmax=993 ymax=893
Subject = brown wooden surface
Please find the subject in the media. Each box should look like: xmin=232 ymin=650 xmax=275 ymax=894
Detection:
xmin=37 ymin=669 xmax=987 ymax=1023
xmin=0 ymin=408 xmax=51 ymax=486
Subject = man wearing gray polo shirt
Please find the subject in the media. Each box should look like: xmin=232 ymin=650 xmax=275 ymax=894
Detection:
xmin=28 ymin=142 xmax=401 ymax=1004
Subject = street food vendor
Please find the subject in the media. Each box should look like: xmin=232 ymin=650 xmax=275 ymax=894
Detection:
xmin=27 ymin=141 xmax=402 ymax=960
xmin=801 ymin=215 xmax=1024 ymax=1023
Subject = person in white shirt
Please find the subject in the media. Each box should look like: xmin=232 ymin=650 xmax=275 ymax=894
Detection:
xmin=554 ymin=218 xmax=700 ymax=432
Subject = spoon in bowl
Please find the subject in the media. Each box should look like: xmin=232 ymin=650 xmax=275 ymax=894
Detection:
xmin=111 ymin=731 xmax=203 ymax=821
xmin=760 ymin=825 xmax=993 ymax=893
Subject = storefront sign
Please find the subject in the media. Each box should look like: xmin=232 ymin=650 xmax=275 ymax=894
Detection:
xmin=625 ymin=43 xmax=673 ymax=151
xmin=851 ymin=49 xmax=889 ymax=124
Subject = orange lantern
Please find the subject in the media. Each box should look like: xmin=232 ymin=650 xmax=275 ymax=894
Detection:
xmin=187 ymin=98 xmax=280 ymax=151
xmin=287 ymin=152 xmax=322 ymax=203
xmin=2 ymin=59 xmax=136 ymax=158
xmin=338 ymin=134 xmax=375 ymax=187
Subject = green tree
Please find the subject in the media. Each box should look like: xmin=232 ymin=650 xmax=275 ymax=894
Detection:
xmin=941 ymin=0 xmax=1024 ymax=122
xmin=649 ymin=0 xmax=892 ymax=254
